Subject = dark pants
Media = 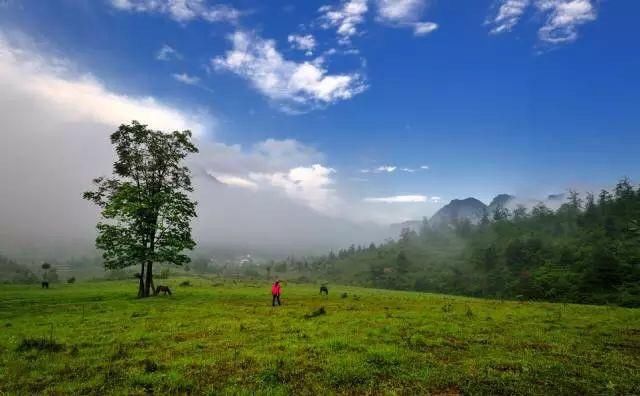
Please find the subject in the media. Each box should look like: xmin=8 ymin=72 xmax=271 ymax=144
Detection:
xmin=272 ymin=294 xmax=281 ymax=306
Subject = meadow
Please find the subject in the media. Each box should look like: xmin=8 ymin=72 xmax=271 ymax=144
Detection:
xmin=0 ymin=277 xmax=639 ymax=395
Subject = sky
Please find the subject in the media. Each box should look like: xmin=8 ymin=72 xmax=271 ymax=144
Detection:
xmin=1 ymin=0 xmax=639 ymax=255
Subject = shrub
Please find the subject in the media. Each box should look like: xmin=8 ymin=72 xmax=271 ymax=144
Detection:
xmin=16 ymin=337 xmax=64 ymax=353
xmin=142 ymin=359 xmax=159 ymax=373
xmin=465 ymin=305 xmax=475 ymax=318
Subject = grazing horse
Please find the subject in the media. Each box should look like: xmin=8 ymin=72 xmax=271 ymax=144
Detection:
xmin=320 ymin=285 xmax=329 ymax=296
xmin=154 ymin=285 xmax=172 ymax=296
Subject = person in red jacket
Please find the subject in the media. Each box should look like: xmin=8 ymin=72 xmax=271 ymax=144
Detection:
xmin=271 ymin=280 xmax=282 ymax=306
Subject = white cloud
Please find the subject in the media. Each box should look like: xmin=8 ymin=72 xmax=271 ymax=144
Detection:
xmin=250 ymin=164 xmax=338 ymax=213
xmin=413 ymin=22 xmax=438 ymax=36
xmin=206 ymin=172 xmax=258 ymax=190
xmin=196 ymin=138 xmax=325 ymax=181
xmin=377 ymin=0 xmax=424 ymax=22
xmin=362 ymin=165 xmax=430 ymax=174
xmin=253 ymin=139 xmax=324 ymax=169
xmin=487 ymin=0 xmax=530 ymax=34
xmin=197 ymin=139 xmax=340 ymax=215
xmin=213 ymin=31 xmax=367 ymax=112
xmin=376 ymin=165 xmax=397 ymax=173
xmin=156 ymin=44 xmax=182 ymax=61
xmin=109 ymin=0 xmax=240 ymax=23
xmin=288 ymin=34 xmax=316 ymax=55
xmin=319 ymin=0 xmax=368 ymax=45
xmin=0 ymin=34 xmax=208 ymax=135
xmin=173 ymin=72 xmax=200 ymax=85
xmin=536 ymin=0 xmax=596 ymax=44
xmin=487 ymin=0 xmax=596 ymax=44
xmin=364 ymin=195 xmax=428 ymax=203
xmin=375 ymin=0 xmax=438 ymax=36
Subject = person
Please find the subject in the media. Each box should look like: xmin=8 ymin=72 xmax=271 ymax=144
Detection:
xmin=271 ymin=280 xmax=282 ymax=306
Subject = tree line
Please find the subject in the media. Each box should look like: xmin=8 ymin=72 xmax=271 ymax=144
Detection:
xmin=271 ymin=179 xmax=640 ymax=307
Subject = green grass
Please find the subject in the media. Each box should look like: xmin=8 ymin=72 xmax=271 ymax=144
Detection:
xmin=1 ymin=278 xmax=639 ymax=395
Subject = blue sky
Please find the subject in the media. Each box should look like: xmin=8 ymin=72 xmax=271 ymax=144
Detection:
xmin=1 ymin=0 xmax=639 ymax=225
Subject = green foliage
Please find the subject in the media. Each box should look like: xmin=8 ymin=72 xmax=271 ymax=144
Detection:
xmin=83 ymin=121 xmax=198 ymax=297
xmin=290 ymin=177 xmax=640 ymax=307
xmin=0 ymin=253 xmax=38 ymax=284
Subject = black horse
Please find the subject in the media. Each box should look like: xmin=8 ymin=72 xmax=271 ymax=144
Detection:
xmin=320 ymin=285 xmax=328 ymax=296
xmin=41 ymin=281 xmax=49 ymax=289
xmin=154 ymin=285 xmax=172 ymax=296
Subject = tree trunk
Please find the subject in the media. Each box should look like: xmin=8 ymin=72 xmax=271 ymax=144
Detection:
xmin=138 ymin=262 xmax=146 ymax=298
xmin=144 ymin=261 xmax=154 ymax=297
xmin=144 ymin=224 xmax=157 ymax=298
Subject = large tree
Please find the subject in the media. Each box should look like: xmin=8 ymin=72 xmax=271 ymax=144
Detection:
xmin=83 ymin=121 xmax=198 ymax=297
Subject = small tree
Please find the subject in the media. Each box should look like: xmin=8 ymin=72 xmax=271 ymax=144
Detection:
xmin=83 ymin=121 xmax=198 ymax=297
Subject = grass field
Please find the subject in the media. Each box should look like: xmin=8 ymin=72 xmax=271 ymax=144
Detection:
xmin=1 ymin=278 xmax=639 ymax=395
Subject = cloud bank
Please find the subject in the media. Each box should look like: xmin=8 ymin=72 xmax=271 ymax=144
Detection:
xmin=110 ymin=0 xmax=240 ymax=23
xmin=364 ymin=195 xmax=428 ymax=203
xmin=0 ymin=33 xmax=393 ymax=259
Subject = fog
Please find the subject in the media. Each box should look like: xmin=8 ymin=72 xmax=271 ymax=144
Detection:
xmin=1 ymin=32 xmax=600 ymax=265
xmin=0 ymin=35 xmax=392 ymax=262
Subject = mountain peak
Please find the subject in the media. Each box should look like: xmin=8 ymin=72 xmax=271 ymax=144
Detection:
xmin=429 ymin=197 xmax=487 ymax=228
xmin=488 ymin=194 xmax=515 ymax=211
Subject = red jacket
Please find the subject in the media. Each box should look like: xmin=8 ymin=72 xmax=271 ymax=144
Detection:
xmin=271 ymin=283 xmax=281 ymax=296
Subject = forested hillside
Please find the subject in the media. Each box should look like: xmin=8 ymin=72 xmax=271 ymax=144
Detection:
xmin=0 ymin=254 xmax=38 ymax=283
xmin=274 ymin=178 xmax=640 ymax=307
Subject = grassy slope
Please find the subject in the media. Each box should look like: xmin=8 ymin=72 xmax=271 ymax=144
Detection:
xmin=0 ymin=278 xmax=639 ymax=395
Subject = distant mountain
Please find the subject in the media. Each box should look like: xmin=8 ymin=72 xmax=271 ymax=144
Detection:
xmin=429 ymin=197 xmax=487 ymax=228
xmin=394 ymin=192 xmax=559 ymax=233
xmin=487 ymin=194 xmax=515 ymax=214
